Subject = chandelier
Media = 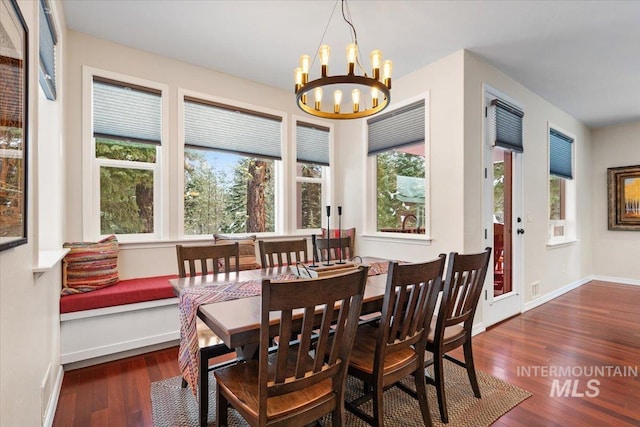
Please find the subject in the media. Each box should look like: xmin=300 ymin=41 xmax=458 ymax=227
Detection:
xmin=294 ymin=0 xmax=392 ymax=120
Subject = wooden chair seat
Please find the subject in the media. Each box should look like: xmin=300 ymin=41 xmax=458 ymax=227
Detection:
xmin=347 ymin=324 xmax=420 ymax=378
xmin=426 ymin=319 xmax=465 ymax=343
xmin=214 ymin=352 xmax=334 ymax=420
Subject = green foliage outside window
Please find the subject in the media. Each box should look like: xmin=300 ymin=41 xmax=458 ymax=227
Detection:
xmin=97 ymin=139 xmax=156 ymax=235
xmin=184 ymin=149 xmax=274 ymax=235
xmin=376 ymin=149 xmax=425 ymax=232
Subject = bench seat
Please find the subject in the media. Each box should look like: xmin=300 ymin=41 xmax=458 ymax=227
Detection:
xmin=60 ymin=275 xmax=178 ymax=314
xmin=60 ymin=275 xmax=181 ymax=366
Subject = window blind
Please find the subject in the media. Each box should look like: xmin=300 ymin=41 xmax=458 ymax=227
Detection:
xmin=92 ymin=77 xmax=162 ymax=144
xmin=367 ymin=100 xmax=425 ymax=155
xmin=184 ymin=97 xmax=282 ymax=160
xmin=492 ymin=99 xmax=524 ymax=153
xmin=296 ymin=122 xmax=329 ymax=166
xmin=549 ymin=128 xmax=573 ymax=179
xmin=39 ymin=0 xmax=57 ymax=100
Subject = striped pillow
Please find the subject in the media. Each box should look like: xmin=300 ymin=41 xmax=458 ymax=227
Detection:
xmin=61 ymin=235 xmax=119 ymax=296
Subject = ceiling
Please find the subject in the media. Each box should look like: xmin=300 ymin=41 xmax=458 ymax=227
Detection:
xmin=62 ymin=0 xmax=640 ymax=129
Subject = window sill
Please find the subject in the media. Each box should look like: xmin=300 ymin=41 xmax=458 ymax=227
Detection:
xmin=33 ymin=248 xmax=70 ymax=273
xmin=118 ymin=233 xmax=316 ymax=250
xmin=361 ymin=233 xmax=432 ymax=245
xmin=546 ymin=239 xmax=578 ymax=249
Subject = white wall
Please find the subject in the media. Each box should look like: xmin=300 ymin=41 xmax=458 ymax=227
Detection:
xmin=591 ymin=121 xmax=640 ymax=281
xmin=337 ymin=51 xmax=466 ymax=263
xmin=0 ymin=1 xmax=66 ymax=426
xmin=463 ymin=52 xmax=593 ymax=305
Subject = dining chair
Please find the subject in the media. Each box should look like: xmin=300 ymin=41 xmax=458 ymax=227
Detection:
xmin=258 ymin=238 xmax=308 ymax=267
xmin=426 ymin=247 xmax=492 ymax=423
xmin=214 ymin=267 xmax=369 ymax=427
xmin=344 ymin=256 xmax=445 ymax=427
xmin=175 ymin=243 xmax=240 ymax=427
xmin=316 ymin=236 xmax=354 ymax=263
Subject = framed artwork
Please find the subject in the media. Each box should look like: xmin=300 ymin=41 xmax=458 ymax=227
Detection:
xmin=607 ymin=165 xmax=640 ymax=231
xmin=0 ymin=0 xmax=28 ymax=251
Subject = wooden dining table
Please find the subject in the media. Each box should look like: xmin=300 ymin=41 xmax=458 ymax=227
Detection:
xmin=169 ymin=257 xmax=391 ymax=426
xmin=169 ymin=257 xmax=390 ymax=358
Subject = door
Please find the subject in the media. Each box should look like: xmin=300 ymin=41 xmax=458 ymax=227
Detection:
xmin=482 ymin=87 xmax=524 ymax=327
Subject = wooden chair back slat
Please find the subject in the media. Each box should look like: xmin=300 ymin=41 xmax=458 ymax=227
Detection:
xmin=259 ymin=267 xmax=368 ymax=405
xmin=258 ymin=239 xmax=308 ymax=268
xmin=377 ymin=257 xmax=446 ymax=359
xmin=176 ymin=243 xmax=240 ymax=278
xmin=316 ymin=236 xmax=353 ymax=262
xmin=439 ymin=248 xmax=492 ymax=330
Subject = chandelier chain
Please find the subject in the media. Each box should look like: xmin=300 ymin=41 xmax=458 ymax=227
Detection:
xmin=341 ymin=0 xmax=368 ymax=77
xmin=310 ymin=0 xmax=340 ymax=72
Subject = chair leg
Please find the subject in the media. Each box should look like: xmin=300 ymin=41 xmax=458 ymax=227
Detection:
xmin=199 ymin=349 xmax=208 ymax=427
xmin=216 ymin=382 xmax=228 ymax=427
xmin=433 ymin=352 xmax=449 ymax=423
xmin=372 ymin=383 xmax=384 ymax=427
xmin=332 ymin=404 xmax=344 ymax=427
xmin=414 ymin=369 xmax=433 ymax=427
xmin=463 ymin=340 xmax=481 ymax=398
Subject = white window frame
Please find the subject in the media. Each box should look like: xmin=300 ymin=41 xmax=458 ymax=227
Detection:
xmin=293 ymin=116 xmax=333 ymax=234
xmin=177 ymin=88 xmax=287 ymax=239
xmin=365 ymin=92 xmax=431 ymax=240
xmin=82 ymin=67 xmax=170 ymax=242
xmin=547 ymin=122 xmax=577 ymax=245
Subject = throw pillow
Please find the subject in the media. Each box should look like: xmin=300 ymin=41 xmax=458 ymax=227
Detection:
xmin=213 ymin=234 xmax=261 ymax=270
xmin=61 ymin=235 xmax=119 ymax=296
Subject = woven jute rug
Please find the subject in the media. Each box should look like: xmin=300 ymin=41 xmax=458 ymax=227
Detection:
xmin=151 ymin=360 xmax=531 ymax=427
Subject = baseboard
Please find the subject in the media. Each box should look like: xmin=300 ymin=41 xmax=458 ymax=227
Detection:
xmin=523 ymin=276 xmax=593 ymax=312
xmin=63 ymin=339 xmax=179 ymax=370
xmin=472 ymin=322 xmax=486 ymax=337
xmin=43 ymin=365 xmax=63 ymax=427
xmin=591 ymin=275 xmax=640 ymax=287
xmin=61 ymin=331 xmax=179 ymax=365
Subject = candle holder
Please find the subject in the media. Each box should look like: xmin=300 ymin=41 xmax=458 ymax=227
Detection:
xmin=324 ymin=206 xmax=333 ymax=266
xmin=336 ymin=206 xmax=345 ymax=264
xmin=310 ymin=234 xmax=319 ymax=267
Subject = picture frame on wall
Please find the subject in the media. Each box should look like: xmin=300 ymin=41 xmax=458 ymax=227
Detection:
xmin=607 ymin=165 xmax=640 ymax=231
xmin=0 ymin=0 xmax=29 ymax=252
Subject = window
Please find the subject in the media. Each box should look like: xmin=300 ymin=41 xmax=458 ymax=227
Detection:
xmin=91 ymin=76 xmax=163 ymax=238
xmin=182 ymin=97 xmax=282 ymax=235
xmin=368 ymin=99 xmax=427 ymax=235
xmin=295 ymin=121 xmax=330 ymax=230
xmin=548 ymin=126 xmax=575 ymax=243
xmin=39 ymin=0 xmax=57 ymax=100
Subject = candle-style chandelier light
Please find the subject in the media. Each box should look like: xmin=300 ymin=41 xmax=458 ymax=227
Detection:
xmin=294 ymin=0 xmax=392 ymax=120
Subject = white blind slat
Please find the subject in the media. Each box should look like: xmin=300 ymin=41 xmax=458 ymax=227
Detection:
xmin=39 ymin=0 xmax=57 ymax=100
xmin=184 ymin=100 xmax=282 ymax=160
xmin=493 ymin=99 xmax=524 ymax=153
xmin=550 ymin=129 xmax=573 ymax=179
xmin=93 ymin=79 xmax=162 ymax=144
xmin=296 ymin=123 xmax=329 ymax=166
xmin=367 ymin=100 xmax=425 ymax=155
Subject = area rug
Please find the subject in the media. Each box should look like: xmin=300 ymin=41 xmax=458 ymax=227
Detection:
xmin=151 ymin=359 xmax=531 ymax=427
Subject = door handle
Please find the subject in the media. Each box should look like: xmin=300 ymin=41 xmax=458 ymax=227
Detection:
xmin=517 ymin=228 xmax=525 ymax=235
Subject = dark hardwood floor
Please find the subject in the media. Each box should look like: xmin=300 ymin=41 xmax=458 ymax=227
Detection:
xmin=53 ymin=280 xmax=640 ymax=426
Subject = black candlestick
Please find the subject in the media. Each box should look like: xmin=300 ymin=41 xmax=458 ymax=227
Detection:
xmin=336 ymin=206 xmax=345 ymax=264
xmin=310 ymin=234 xmax=319 ymax=267
xmin=325 ymin=205 xmax=333 ymax=266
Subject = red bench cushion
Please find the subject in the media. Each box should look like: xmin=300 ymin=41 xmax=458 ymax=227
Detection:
xmin=60 ymin=275 xmax=178 ymax=314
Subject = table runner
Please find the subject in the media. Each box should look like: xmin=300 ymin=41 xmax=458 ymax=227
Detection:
xmin=178 ymin=275 xmax=296 ymax=397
